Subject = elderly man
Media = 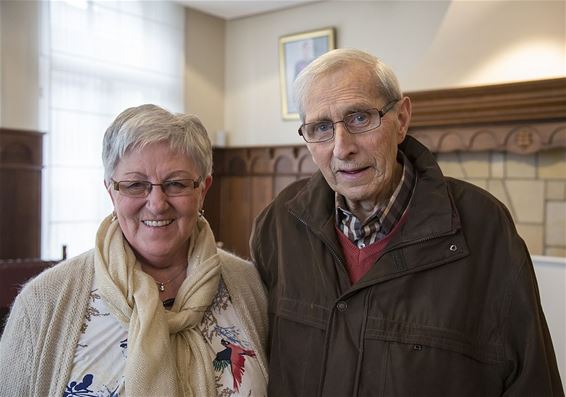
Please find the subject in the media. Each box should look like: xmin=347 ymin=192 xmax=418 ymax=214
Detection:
xmin=250 ymin=48 xmax=563 ymax=396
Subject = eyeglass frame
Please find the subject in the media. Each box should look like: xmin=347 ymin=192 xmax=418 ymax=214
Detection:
xmin=109 ymin=176 xmax=203 ymax=198
xmin=297 ymin=99 xmax=400 ymax=143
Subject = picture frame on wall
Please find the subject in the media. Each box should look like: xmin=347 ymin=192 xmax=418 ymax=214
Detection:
xmin=279 ymin=27 xmax=336 ymax=120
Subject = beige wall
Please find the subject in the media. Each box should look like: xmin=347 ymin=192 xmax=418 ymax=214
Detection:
xmin=223 ymin=1 xmax=565 ymax=146
xmin=0 ymin=0 xmax=41 ymax=130
xmin=185 ymin=8 xmax=226 ymax=143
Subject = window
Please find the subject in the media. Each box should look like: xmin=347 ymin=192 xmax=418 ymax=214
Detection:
xmin=42 ymin=0 xmax=184 ymax=259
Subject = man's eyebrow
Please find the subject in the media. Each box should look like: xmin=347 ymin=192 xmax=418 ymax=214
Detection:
xmin=343 ymin=102 xmax=375 ymax=113
xmin=307 ymin=104 xmax=373 ymax=122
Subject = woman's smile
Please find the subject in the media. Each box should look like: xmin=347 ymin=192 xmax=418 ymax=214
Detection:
xmin=142 ymin=219 xmax=174 ymax=227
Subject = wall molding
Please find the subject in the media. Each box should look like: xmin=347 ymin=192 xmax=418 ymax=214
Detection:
xmin=407 ymin=78 xmax=566 ymax=153
xmin=408 ymin=78 xmax=565 ymax=127
xmin=409 ymin=121 xmax=565 ymax=154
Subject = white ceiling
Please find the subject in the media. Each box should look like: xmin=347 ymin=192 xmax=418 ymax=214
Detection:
xmin=174 ymin=0 xmax=321 ymax=20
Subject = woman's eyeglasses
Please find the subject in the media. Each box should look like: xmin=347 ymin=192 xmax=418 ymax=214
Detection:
xmin=110 ymin=177 xmax=202 ymax=198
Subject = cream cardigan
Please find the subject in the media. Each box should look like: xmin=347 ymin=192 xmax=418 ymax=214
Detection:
xmin=0 ymin=249 xmax=268 ymax=396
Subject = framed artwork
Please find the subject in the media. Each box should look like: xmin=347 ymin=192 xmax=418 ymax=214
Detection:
xmin=279 ymin=27 xmax=336 ymax=120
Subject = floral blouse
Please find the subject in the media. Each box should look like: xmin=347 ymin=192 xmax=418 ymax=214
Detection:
xmin=64 ymin=280 xmax=265 ymax=397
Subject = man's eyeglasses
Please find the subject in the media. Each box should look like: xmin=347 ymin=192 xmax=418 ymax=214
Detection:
xmin=110 ymin=177 xmax=202 ymax=198
xmin=298 ymin=99 xmax=399 ymax=143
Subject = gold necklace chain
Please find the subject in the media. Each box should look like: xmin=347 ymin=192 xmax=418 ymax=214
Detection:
xmin=155 ymin=266 xmax=187 ymax=292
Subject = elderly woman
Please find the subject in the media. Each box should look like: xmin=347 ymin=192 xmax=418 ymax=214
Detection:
xmin=0 ymin=104 xmax=268 ymax=396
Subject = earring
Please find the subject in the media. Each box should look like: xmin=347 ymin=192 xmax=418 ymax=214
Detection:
xmin=111 ymin=210 xmax=117 ymax=222
xmin=198 ymin=208 xmax=205 ymax=218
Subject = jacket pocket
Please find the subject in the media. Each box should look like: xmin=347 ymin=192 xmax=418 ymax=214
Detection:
xmin=359 ymin=316 xmax=507 ymax=397
xmin=277 ymin=297 xmax=329 ymax=329
xmin=268 ymin=298 xmax=330 ymax=396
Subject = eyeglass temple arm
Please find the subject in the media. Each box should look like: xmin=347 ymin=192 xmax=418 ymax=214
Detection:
xmin=192 ymin=177 xmax=203 ymax=188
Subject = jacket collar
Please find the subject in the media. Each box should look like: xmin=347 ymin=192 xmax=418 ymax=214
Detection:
xmin=286 ymin=136 xmax=460 ymax=250
xmin=393 ymin=136 xmax=460 ymax=245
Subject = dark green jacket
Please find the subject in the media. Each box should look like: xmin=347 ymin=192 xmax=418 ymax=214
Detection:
xmin=250 ymin=136 xmax=563 ymax=396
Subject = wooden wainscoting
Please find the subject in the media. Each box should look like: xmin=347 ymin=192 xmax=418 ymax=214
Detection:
xmin=205 ymin=146 xmax=318 ymax=259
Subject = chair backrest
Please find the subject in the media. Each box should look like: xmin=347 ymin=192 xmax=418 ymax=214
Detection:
xmin=0 ymin=259 xmax=59 ymax=333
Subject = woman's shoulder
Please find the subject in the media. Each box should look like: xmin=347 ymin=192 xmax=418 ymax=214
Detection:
xmin=217 ymin=249 xmax=263 ymax=290
xmin=17 ymin=250 xmax=95 ymax=304
xmin=218 ymin=248 xmax=252 ymax=268
xmin=34 ymin=249 xmax=94 ymax=282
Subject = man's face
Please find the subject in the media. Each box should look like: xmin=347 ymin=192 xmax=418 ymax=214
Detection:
xmin=303 ymin=64 xmax=411 ymax=217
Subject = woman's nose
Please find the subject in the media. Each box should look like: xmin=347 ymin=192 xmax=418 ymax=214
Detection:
xmin=146 ymin=185 xmax=169 ymax=212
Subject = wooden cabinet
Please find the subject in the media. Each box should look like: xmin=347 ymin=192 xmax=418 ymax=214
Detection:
xmin=0 ymin=128 xmax=43 ymax=259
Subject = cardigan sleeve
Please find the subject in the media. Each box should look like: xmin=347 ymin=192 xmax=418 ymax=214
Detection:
xmin=0 ymin=292 xmax=35 ymax=396
xmin=0 ymin=252 xmax=95 ymax=396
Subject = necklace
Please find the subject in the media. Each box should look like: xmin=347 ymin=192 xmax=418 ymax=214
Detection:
xmin=155 ymin=266 xmax=187 ymax=292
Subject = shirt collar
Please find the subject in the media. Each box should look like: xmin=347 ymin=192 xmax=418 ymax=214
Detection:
xmin=335 ymin=150 xmax=416 ymax=248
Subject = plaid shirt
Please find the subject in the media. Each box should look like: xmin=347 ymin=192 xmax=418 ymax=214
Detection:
xmin=336 ymin=151 xmax=416 ymax=248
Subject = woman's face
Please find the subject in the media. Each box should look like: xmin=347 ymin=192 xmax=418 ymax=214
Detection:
xmin=108 ymin=141 xmax=212 ymax=268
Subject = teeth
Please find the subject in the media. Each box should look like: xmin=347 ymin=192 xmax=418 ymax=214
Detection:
xmin=143 ymin=219 xmax=173 ymax=227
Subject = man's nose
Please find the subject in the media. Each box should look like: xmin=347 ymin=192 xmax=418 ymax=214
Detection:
xmin=332 ymin=122 xmax=357 ymax=159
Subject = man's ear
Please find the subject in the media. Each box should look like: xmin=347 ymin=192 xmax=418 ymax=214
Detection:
xmin=396 ymin=96 xmax=412 ymax=144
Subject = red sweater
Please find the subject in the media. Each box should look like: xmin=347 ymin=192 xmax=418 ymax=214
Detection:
xmin=336 ymin=210 xmax=409 ymax=284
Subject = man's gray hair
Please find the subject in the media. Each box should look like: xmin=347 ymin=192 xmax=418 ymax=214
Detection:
xmin=293 ymin=48 xmax=402 ymax=121
xmin=102 ymin=104 xmax=212 ymax=183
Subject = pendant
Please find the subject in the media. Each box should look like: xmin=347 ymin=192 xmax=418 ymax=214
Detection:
xmin=159 ymin=283 xmax=165 ymax=292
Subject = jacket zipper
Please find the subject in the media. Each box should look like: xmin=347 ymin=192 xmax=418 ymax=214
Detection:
xmin=290 ymin=211 xmax=349 ymax=396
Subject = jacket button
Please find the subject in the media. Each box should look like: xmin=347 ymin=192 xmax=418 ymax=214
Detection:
xmin=336 ymin=301 xmax=348 ymax=312
xmin=449 ymin=244 xmax=458 ymax=252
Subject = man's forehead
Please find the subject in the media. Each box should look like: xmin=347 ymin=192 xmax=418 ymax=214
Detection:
xmin=303 ymin=72 xmax=383 ymax=120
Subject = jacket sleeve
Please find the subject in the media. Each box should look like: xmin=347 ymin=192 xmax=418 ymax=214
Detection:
xmin=0 ymin=293 xmax=34 ymax=396
xmin=249 ymin=205 xmax=275 ymax=290
xmin=501 ymin=249 xmax=564 ymax=396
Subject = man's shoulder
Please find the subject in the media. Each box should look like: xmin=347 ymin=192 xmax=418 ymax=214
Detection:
xmin=256 ymin=173 xmax=327 ymax=222
xmin=445 ymin=177 xmax=516 ymax=228
xmin=446 ymin=177 xmax=508 ymax=209
xmin=273 ymin=175 xmax=313 ymax=203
